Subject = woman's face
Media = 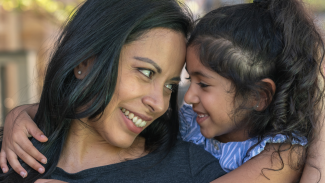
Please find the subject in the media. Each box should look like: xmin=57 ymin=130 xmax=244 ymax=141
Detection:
xmin=89 ymin=28 xmax=186 ymax=148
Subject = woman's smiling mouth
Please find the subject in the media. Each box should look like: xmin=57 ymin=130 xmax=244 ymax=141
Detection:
xmin=120 ymin=108 xmax=148 ymax=127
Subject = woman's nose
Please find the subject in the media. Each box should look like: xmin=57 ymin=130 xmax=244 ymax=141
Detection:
xmin=184 ymin=83 xmax=199 ymax=105
xmin=142 ymin=87 xmax=166 ymax=114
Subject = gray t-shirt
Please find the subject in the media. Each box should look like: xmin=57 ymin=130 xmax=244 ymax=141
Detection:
xmin=49 ymin=140 xmax=226 ymax=182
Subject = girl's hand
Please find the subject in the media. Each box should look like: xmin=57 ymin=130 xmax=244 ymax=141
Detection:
xmin=0 ymin=104 xmax=47 ymax=178
xmin=35 ymin=179 xmax=68 ymax=183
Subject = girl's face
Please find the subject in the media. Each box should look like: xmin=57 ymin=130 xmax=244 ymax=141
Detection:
xmin=88 ymin=28 xmax=186 ymax=148
xmin=184 ymin=46 xmax=248 ymax=143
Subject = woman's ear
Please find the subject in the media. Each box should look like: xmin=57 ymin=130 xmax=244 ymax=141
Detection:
xmin=255 ymin=78 xmax=276 ymax=111
xmin=74 ymin=57 xmax=95 ymax=79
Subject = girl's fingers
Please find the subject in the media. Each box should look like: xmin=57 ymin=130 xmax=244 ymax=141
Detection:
xmin=18 ymin=136 xmax=47 ymax=165
xmin=13 ymin=143 xmax=45 ymax=174
xmin=26 ymin=117 xmax=48 ymax=143
xmin=0 ymin=150 xmax=9 ymax=173
xmin=6 ymin=149 xmax=27 ymax=178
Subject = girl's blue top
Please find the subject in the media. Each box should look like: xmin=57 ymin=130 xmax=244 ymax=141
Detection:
xmin=179 ymin=104 xmax=307 ymax=173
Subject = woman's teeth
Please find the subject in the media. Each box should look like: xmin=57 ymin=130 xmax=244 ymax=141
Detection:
xmin=121 ymin=108 xmax=147 ymax=127
xmin=198 ymin=114 xmax=208 ymax=118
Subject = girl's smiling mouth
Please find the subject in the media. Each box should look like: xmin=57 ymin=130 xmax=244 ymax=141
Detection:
xmin=193 ymin=110 xmax=210 ymax=124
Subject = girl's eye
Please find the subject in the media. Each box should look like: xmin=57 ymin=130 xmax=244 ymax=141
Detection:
xmin=165 ymin=84 xmax=178 ymax=92
xmin=185 ymin=77 xmax=191 ymax=81
xmin=197 ymin=82 xmax=209 ymax=88
xmin=139 ymin=69 xmax=154 ymax=79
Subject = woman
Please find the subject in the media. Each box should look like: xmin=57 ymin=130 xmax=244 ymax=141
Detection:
xmin=0 ymin=0 xmax=226 ymax=182
xmin=3 ymin=0 xmax=325 ymax=182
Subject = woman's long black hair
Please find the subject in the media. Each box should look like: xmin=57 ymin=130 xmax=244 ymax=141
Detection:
xmin=0 ymin=0 xmax=193 ymax=182
xmin=188 ymin=0 xmax=324 ymax=180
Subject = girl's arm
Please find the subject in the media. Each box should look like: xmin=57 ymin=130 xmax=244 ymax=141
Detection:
xmin=300 ymin=88 xmax=325 ymax=182
xmin=212 ymin=143 xmax=303 ymax=183
xmin=0 ymin=104 xmax=48 ymax=177
xmin=300 ymin=66 xmax=325 ymax=183
xmin=300 ymin=124 xmax=325 ymax=183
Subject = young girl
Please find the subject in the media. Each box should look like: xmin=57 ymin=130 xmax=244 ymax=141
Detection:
xmin=1 ymin=0 xmax=325 ymax=182
xmin=179 ymin=0 xmax=324 ymax=181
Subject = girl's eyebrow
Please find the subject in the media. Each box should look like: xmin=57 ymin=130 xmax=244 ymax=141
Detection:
xmin=185 ymin=66 xmax=214 ymax=79
xmin=192 ymin=71 xmax=214 ymax=79
xmin=134 ymin=56 xmax=162 ymax=73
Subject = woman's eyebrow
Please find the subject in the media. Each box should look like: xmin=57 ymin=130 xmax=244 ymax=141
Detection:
xmin=134 ymin=56 xmax=162 ymax=73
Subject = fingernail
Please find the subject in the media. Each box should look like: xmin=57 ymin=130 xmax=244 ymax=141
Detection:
xmin=40 ymin=135 xmax=46 ymax=138
xmin=38 ymin=168 xmax=44 ymax=174
xmin=41 ymin=158 xmax=47 ymax=164
xmin=20 ymin=171 xmax=26 ymax=178
xmin=2 ymin=168 xmax=6 ymax=173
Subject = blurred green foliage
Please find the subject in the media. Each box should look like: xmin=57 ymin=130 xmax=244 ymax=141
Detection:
xmin=305 ymin=0 xmax=325 ymax=12
xmin=246 ymin=0 xmax=325 ymax=12
xmin=0 ymin=0 xmax=325 ymax=23
xmin=0 ymin=0 xmax=82 ymax=22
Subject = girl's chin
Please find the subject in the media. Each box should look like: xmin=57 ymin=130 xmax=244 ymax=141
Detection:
xmin=200 ymin=129 xmax=217 ymax=139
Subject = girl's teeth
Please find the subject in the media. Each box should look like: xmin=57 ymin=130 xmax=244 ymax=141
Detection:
xmin=121 ymin=108 xmax=147 ymax=128
xmin=198 ymin=114 xmax=208 ymax=118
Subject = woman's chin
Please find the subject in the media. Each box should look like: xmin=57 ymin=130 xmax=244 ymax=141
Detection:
xmin=105 ymin=134 xmax=138 ymax=149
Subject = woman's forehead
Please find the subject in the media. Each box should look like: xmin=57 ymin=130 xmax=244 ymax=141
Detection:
xmin=120 ymin=28 xmax=186 ymax=73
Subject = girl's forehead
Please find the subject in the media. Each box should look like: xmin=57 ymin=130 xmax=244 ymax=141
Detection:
xmin=185 ymin=46 xmax=208 ymax=71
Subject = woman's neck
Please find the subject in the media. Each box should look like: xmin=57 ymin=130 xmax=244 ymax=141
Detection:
xmin=57 ymin=119 xmax=146 ymax=173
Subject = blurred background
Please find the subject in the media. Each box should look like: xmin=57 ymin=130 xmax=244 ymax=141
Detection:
xmin=0 ymin=0 xmax=324 ymax=124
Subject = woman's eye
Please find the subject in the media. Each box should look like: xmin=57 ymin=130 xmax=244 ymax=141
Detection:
xmin=165 ymin=84 xmax=178 ymax=92
xmin=139 ymin=69 xmax=154 ymax=79
xmin=185 ymin=77 xmax=191 ymax=82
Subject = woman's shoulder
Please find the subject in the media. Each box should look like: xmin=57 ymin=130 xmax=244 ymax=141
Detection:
xmin=50 ymin=139 xmax=226 ymax=183
xmin=168 ymin=140 xmax=226 ymax=181
xmin=167 ymin=139 xmax=216 ymax=160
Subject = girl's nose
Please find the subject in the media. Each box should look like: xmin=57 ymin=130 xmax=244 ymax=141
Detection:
xmin=184 ymin=83 xmax=199 ymax=105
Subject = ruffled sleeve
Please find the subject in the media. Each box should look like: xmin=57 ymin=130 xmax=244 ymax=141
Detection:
xmin=178 ymin=104 xmax=203 ymax=142
xmin=216 ymin=134 xmax=307 ymax=173
xmin=242 ymin=134 xmax=307 ymax=164
xmin=178 ymin=104 xmax=192 ymax=138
